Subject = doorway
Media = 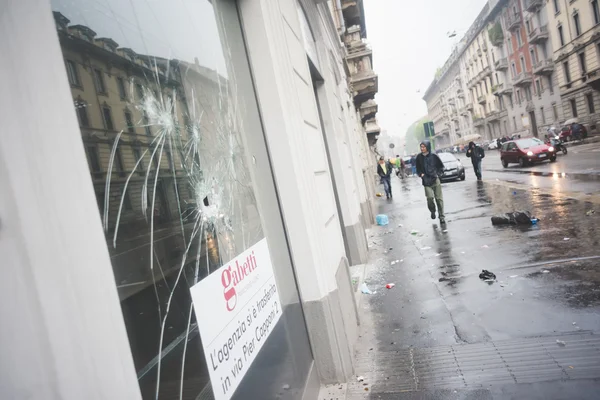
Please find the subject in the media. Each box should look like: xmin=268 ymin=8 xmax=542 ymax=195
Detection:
xmin=529 ymin=111 xmax=538 ymax=137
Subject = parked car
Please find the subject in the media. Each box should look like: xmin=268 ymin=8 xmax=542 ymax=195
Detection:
xmin=438 ymin=152 xmax=466 ymax=181
xmin=500 ymin=138 xmax=557 ymax=167
xmin=558 ymin=123 xmax=588 ymax=141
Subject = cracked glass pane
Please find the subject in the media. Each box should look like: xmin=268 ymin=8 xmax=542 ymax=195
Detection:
xmin=51 ymin=0 xmax=313 ymax=398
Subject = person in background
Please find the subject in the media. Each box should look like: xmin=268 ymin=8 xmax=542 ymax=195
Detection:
xmin=410 ymin=154 xmax=417 ymax=176
xmin=415 ymin=141 xmax=446 ymax=224
xmin=466 ymin=141 xmax=485 ymax=181
xmin=377 ymin=156 xmax=393 ymax=199
xmin=395 ymin=154 xmax=405 ymax=179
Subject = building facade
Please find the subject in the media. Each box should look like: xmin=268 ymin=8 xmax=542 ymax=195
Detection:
xmin=1 ymin=0 xmax=378 ymax=399
xmin=547 ymin=0 xmax=600 ymax=129
xmin=424 ymin=0 xmax=576 ymax=146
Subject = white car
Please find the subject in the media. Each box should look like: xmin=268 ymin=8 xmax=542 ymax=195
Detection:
xmin=488 ymin=140 xmax=498 ymax=150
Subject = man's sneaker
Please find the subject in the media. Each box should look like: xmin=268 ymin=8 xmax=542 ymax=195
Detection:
xmin=440 ymin=217 xmax=446 ymax=224
xmin=431 ymin=211 xmax=436 ymax=219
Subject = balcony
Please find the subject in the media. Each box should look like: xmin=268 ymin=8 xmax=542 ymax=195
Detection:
xmin=524 ymin=0 xmax=543 ymax=12
xmin=482 ymin=41 xmax=488 ymax=51
xmin=460 ymin=105 xmax=470 ymax=115
xmin=478 ymin=94 xmax=487 ymax=104
xmin=533 ymin=59 xmax=555 ymax=76
xmin=487 ymin=109 xmax=508 ymax=122
xmin=350 ymin=71 xmax=378 ymax=107
xmin=491 ymin=83 xmax=503 ymax=95
xmin=529 ymin=25 xmax=549 ymax=44
xmin=466 ymin=103 xmax=474 ymax=111
xmin=495 ymin=57 xmax=509 ymax=71
xmin=477 ymin=48 xmax=482 ymax=57
xmin=448 ymin=98 xmax=455 ymax=105
xmin=513 ymin=72 xmax=533 ymax=87
xmin=506 ymin=12 xmax=521 ymax=32
xmin=473 ymin=116 xmax=485 ymax=127
xmin=499 ymin=83 xmax=514 ymax=96
xmin=586 ymin=68 xmax=600 ymax=91
xmin=365 ymin=118 xmax=380 ymax=146
xmin=457 ymin=88 xmax=465 ymax=98
xmin=359 ymin=99 xmax=378 ymax=124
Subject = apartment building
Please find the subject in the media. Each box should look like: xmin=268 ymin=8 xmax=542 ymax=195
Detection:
xmin=501 ymin=0 xmax=563 ymax=137
xmin=424 ymin=0 xmax=568 ymax=146
xmin=547 ymin=0 xmax=600 ymax=129
xmin=423 ymin=45 xmax=474 ymax=148
xmin=2 ymin=0 xmax=379 ymax=398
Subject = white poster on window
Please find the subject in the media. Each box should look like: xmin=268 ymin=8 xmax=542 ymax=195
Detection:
xmin=190 ymin=238 xmax=281 ymax=400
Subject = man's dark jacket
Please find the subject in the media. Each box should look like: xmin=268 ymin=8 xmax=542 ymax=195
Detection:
xmin=377 ymin=162 xmax=393 ymax=179
xmin=466 ymin=143 xmax=485 ymax=165
xmin=415 ymin=142 xmax=444 ymax=187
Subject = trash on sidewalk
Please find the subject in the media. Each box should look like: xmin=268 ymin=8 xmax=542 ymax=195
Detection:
xmin=479 ymin=270 xmax=496 ymax=280
xmin=491 ymin=211 xmax=533 ymax=226
xmin=376 ymin=214 xmax=389 ymax=226
xmin=360 ymin=283 xmax=375 ymax=294
xmin=556 ymin=340 xmax=566 ymax=347
xmin=586 ymin=209 xmax=595 ymax=216
xmin=509 ymin=275 xmax=519 ymax=278
xmin=531 ymin=218 xmax=539 ymax=225
xmin=385 ymin=283 xmax=396 ymax=289
xmin=410 ymin=229 xmax=419 ymax=235
xmin=563 ymin=237 xmax=570 ymax=241
xmin=356 ymin=376 xmax=365 ymax=382
xmin=542 ymin=270 xmax=550 ymax=273
xmin=376 ymin=193 xmax=383 ymax=197
xmin=482 ymin=245 xmax=489 ymax=248
xmin=421 ymin=246 xmax=432 ymax=250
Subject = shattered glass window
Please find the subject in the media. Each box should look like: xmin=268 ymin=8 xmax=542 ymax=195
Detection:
xmin=51 ymin=0 xmax=313 ymax=399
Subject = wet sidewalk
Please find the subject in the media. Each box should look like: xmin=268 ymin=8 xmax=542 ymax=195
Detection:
xmin=334 ymin=175 xmax=600 ymax=399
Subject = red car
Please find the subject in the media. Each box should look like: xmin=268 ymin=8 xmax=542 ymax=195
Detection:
xmin=558 ymin=123 xmax=587 ymax=141
xmin=500 ymin=138 xmax=557 ymax=167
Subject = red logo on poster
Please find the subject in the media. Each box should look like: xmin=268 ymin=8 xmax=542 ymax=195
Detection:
xmin=221 ymin=251 xmax=258 ymax=311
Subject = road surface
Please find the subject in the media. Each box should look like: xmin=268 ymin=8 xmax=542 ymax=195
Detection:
xmin=344 ymin=143 xmax=600 ymax=399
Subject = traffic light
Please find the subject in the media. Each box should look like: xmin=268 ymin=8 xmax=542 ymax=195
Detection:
xmin=424 ymin=121 xmax=435 ymax=138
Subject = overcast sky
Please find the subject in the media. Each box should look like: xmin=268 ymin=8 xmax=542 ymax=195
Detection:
xmin=363 ymin=0 xmax=489 ymax=144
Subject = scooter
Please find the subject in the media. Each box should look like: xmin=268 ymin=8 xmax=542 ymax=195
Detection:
xmin=550 ymin=137 xmax=567 ymax=155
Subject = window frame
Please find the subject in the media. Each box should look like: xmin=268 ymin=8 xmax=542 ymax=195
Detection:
xmin=101 ymin=104 xmax=114 ymax=131
xmin=558 ymin=24 xmax=565 ymax=47
xmin=587 ymin=93 xmax=595 ymax=114
xmin=117 ymin=77 xmax=127 ymax=100
xmin=65 ymin=59 xmax=81 ymax=87
xmin=573 ymin=12 xmax=582 ymax=37
xmin=93 ymin=68 xmax=107 ymax=95
xmin=570 ymin=98 xmax=578 ymax=117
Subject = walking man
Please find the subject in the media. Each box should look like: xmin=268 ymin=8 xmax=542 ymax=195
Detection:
xmin=466 ymin=141 xmax=485 ymax=180
xmin=377 ymin=156 xmax=393 ymax=199
xmin=416 ymin=141 xmax=445 ymax=223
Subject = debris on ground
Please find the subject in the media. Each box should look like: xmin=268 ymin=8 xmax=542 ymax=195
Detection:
xmin=390 ymin=260 xmax=396 ymax=265
xmin=479 ymin=270 xmax=496 ymax=280
xmin=531 ymin=218 xmax=539 ymax=225
xmin=556 ymin=340 xmax=566 ymax=347
xmin=376 ymin=214 xmax=389 ymax=226
xmin=586 ymin=209 xmax=595 ymax=216
xmin=376 ymin=193 xmax=383 ymax=197
xmin=398 ymin=224 xmax=403 ymax=227
xmin=282 ymin=384 xmax=290 ymax=390
xmin=491 ymin=211 xmax=533 ymax=226
xmin=542 ymin=270 xmax=550 ymax=273
xmin=410 ymin=230 xmax=419 ymax=235
xmin=421 ymin=246 xmax=432 ymax=250
xmin=357 ymin=376 xmax=364 ymax=382
xmin=482 ymin=245 xmax=489 ymax=248
xmin=385 ymin=283 xmax=396 ymax=289
xmin=509 ymin=275 xmax=519 ymax=278
xmin=360 ymin=283 xmax=374 ymax=294
xmin=563 ymin=237 xmax=570 ymax=241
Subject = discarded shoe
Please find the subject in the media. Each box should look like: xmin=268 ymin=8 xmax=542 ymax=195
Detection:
xmin=479 ymin=269 xmax=496 ymax=280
